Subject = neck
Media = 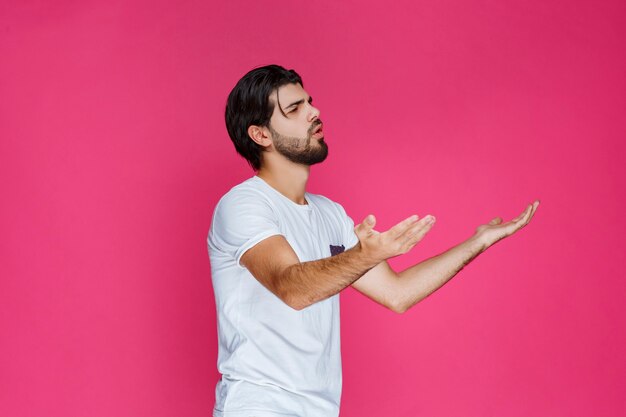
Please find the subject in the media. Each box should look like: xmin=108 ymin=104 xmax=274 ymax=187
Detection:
xmin=256 ymin=159 xmax=310 ymax=205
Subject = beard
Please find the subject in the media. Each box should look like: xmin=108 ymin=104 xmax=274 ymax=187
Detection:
xmin=268 ymin=121 xmax=328 ymax=166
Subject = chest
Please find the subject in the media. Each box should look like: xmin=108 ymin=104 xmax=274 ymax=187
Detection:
xmin=278 ymin=206 xmax=346 ymax=262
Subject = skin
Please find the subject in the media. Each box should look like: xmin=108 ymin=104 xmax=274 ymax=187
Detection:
xmin=243 ymin=82 xmax=540 ymax=312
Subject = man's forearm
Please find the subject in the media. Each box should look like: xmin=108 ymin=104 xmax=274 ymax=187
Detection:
xmin=255 ymin=213 xmax=428 ymax=310
xmin=395 ymin=235 xmax=488 ymax=312
xmin=278 ymin=243 xmax=378 ymax=310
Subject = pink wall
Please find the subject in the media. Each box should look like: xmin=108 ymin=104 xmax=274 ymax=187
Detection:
xmin=1 ymin=0 xmax=625 ymax=416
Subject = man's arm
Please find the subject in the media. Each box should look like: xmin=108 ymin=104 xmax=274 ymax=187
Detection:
xmin=351 ymin=200 xmax=540 ymax=313
xmin=241 ymin=214 xmax=436 ymax=310
xmin=351 ymin=236 xmax=485 ymax=313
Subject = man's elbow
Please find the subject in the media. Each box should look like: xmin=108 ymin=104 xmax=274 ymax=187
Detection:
xmin=272 ymin=268 xmax=310 ymax=311
xmin=389 ymin=300 xmax=409 ymax=314
xmin=284 ymin=297 xmax=308 ymax=311
xmin=279 ymin=290 xmax=311 ymax=311
xmin=388 ymin=296 xmax=422 ymax=314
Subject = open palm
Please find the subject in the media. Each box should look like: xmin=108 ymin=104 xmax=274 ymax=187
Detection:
xmin=475 ymin=200 xmax=540 ymax=246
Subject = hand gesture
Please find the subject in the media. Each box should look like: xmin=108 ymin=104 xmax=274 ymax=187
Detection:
xmin=474 ymin=200 xmax=540 ymax=248
xmin=354 ymin=213 xmax=436 ymax=263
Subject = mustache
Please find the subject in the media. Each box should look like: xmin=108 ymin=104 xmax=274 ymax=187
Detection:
xmin=308 ymin=119 xmax=323 ymax=134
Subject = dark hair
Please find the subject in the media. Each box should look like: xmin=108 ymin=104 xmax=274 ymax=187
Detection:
xmin=225 ymin=64 xmax=303 ymax=171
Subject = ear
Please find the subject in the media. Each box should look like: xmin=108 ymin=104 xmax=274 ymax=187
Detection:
xmin=248 ymin=125 xmax=272 ymax=148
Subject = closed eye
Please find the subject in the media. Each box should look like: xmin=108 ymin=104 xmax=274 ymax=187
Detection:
xmin=284 ymin=96 xmax=312 ymax=114
xmin=291 ymin=98 xmax=312 ymax=113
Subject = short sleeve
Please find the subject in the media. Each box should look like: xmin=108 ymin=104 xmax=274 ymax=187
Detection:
xmin=208 ymin=188 xmax=283 ymax=267
xmin=334 ymin=202 xmax=360 ymax=250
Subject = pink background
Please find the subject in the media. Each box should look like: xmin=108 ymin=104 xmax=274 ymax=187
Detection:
xmin=1 ymin=0 xmax=625 ymax=416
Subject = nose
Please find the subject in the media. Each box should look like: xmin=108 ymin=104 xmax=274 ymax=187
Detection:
xmin=307 ymin=103 xmax=320 ymax=122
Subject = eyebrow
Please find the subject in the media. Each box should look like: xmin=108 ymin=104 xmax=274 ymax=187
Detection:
xmin=283 ymin=96 xmax=313 ymax=111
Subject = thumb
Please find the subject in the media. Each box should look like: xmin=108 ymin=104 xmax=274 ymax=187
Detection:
xmin=489 ymin=217 xmax=503 ymax=225
xmin=355 ymin=214 xmax=376 ymax=236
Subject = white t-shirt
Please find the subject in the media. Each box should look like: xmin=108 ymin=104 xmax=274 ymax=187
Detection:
xmin=207 ymin=176 xmax=359 ymax=417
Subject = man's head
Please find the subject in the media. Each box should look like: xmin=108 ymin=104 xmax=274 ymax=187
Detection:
xmin=225 ymin=65 xmax=326 ymax=171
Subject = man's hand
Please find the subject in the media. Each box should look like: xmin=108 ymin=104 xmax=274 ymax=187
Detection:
xmin=474 ymin=200 xmax=540 ymax=249
xmin=354 ymin=213 xmax=436 ymax=264
xmin=352 ymin=200 xmax=541 ymax=313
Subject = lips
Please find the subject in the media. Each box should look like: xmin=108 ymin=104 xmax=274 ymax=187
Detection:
xmin=312 ymin=123 xmax=323 ymax=134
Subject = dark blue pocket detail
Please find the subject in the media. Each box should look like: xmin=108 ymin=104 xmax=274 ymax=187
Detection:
xmin=330 ymin=244 xmax=345 ymax=256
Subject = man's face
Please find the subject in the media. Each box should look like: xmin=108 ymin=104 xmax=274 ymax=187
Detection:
xmin=267 ymin=83 xmax=327 ymax=166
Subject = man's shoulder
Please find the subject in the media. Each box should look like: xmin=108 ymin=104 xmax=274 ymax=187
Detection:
xmin=208 ymin=177 xmax=277 ymax=242
xmin=216 ymin=176 xmax=271 ymax=206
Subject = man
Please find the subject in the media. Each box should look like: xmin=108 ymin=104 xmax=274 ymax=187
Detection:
xmin=207 ymin=64 xmax=539 ymax=417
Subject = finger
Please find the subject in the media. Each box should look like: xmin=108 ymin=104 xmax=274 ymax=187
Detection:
xmin=522 ymin=204 xmax=533 ymax=222
xmin=513 ymin=204 xmax=532 ymax=223
xmin=404 ymin=216 xmax=433 ymax=236
xmin=525 ymin=200 xmax=539 ymax=221
xmin=489 ymin=217 xmax=503 ymax=225
xmin=514 ymin=202 xmax=537 ymax=231
xmin=386 ymin=214 xmax=420 ymax=238
xmin=523 ymin=200 xmax=540 ymax=225
xmin=404 ymin=217 xmax=435 ymax=245
xmin=532 ymin=200 xmax=540 ymax=216
xmin=354 ymin=214 xmax=376 ymax=236
xmin=400 ymin=215 xmax=434 ymax=241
